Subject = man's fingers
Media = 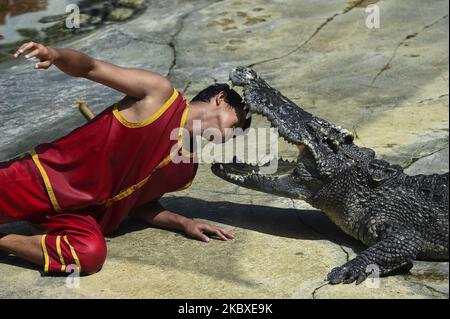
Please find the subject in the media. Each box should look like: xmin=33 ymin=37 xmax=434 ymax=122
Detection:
xmin=195 ymin=231 xmax=210 ymax=243
xmin=201 ymin=225 xmax=228 ymax=241
xmin=209 ymin=226 xmax=235 ymax=240
xmin=35 ymin=61 xmax=51 ymax=69
xmin=218 ymin=228 xmax=235 ymax=239
xmin=222 ymin=229 xmax=235 ymax=239
xmin=19 ymin=42 xmax=36 ymax=51
xmin=24 ymin=49 xmax=40 ymax=60
xmin=198 ymin=224 xmax=236 ymax=241
xmin=188 ymin=228 xmax=210 ymax=242
xmin=187 ymin=222 xmax=235 ymax=243
xmin=14 ymin=42 xmax=36 ymax=58
xmin=212 ymin=229 xmax=228 ymax=241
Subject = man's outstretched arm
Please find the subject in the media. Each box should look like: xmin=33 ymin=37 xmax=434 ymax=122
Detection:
xmin=131 ymin=201 xmax=235 ymax=242
xmin=13 ymin=42 xmax=171 ymax=100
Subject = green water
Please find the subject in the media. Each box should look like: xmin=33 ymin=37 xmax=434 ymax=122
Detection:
xmin=0 ymin=0 xmax=73 ymax=44
xmin=0 ymin=0 xmax=147 ymax=63
xmin=0 ymin=0 xmax=75 ymax=62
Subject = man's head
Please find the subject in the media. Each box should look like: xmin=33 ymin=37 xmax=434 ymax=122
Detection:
xmin=191 ymin=83 xmax=251 ymax=142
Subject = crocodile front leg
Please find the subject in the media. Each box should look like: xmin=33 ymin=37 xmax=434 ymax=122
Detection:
xmin=326 ymin=223 xmax=424 ymax=285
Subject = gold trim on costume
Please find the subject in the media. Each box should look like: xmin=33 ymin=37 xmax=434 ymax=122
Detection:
xmin=30 ymin=149 xmax=63 ymax=213
xmin=30 ymin=96 xmax=193 ymax=213
xmin=100 ymin=153 xmax=173 ymax=208
xmin=113 ymin=88 xmax=179 ymax=128
xmin=63 ymin=235 xmax=81 ymax=272
xmin=56 ymin=235 xmax=66 ymax=272
xmin=41 ymin=235 xmax=50 ymax=273
xmin=101 ymin=102 xmax=192 ymax=207
xmin=178 ymin=102 xmax=195 ymax=158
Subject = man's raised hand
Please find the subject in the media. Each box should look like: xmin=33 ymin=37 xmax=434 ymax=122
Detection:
xmin=14 ymin=42 xmax=57 ymax=69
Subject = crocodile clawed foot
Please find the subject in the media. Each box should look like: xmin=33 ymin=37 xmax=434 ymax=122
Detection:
xmin=326 ymin=259 xmax=371 ymax=285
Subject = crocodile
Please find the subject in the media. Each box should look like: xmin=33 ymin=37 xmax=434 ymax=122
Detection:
xmin=211 ymin=66 xmax=449 ymax=285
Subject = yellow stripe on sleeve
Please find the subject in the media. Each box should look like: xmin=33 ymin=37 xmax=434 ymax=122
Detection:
xmin=41 ymin=235 xmax=50 ymax=273
xmin=56 ymin=235 xmax=66 ymax=272
xmin=63 ymin=235 xmax=81 ymax=272
xmin=113 ymin=88 xmax=179 ymax=128
xmin=30 ymin=149 xmax=63 ymax=213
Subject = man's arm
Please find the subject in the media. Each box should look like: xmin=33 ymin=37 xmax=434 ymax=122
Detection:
xmin=14 ymin=42 xmax=171 ymax=99
xmin=131 ymin=201 xmax=235 ymax=242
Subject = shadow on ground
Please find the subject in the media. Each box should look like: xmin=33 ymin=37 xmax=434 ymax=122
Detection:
xmin=111 ymin=196 xmax=365 ymax=252
xmin=1 ymin=196 xmax=365 ymax=279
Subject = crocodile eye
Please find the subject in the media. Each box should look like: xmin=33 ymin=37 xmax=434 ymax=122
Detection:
xmin=325 ymin=138 xmax=340 ymax=153
xmin=344 ymin=132 xmax=354 ymax=143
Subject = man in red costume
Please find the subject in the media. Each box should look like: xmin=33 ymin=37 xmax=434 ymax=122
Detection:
xmin=0 ymin=42 xmax=251 ymax=275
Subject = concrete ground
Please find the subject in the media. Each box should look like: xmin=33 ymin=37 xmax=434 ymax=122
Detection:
xmin=0 ymin=0 xmax=448 ymax=298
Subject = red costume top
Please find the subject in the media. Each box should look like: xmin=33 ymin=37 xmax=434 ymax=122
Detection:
xmin=30 ymin=88 xmax=197 ymax=234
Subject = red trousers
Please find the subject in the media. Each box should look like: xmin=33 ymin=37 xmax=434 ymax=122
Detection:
xmin=0 ymin=155 xmax=106 ymax=274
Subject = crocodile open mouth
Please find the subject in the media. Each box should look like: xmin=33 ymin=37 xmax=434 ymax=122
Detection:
xmin=211 ymin=66 xmax=320 ymax=195
xmin=211 ymin=120 xmax=309 ymax=185
xmin=211 ymin=92 xmax=308 ymax=184
xmin=210 ymin=126 xmax=316 ymax=201
xmin=211 ymin=153 xmax=299 ymax=182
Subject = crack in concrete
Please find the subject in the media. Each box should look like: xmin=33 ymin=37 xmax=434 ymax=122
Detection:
xmin=418 ymin=93 xmax=449 ymax=104
xmin=422 ymin=283 xmax=449 ymax=298
xmin=182 ymin=80 xmax=192 ymax=94
xmin=311 ymin=282 xmax=329 ymax=299
xmin=339 ymin=245 xmax=350 ymax=262
xmin=112 ymin=27 xmax=181 ymax=78
xmin=371 ymin=14 xmax=449 ymax=85
xmin=167 ymin=14 xmax=187 ymax=78
xmin=109 ymin=27 xmax=188 ymax=81
xmin=403 ymin=146 xmax=448 ymax=170
xmin=166 ymin=1 xmax=220 ymax=80
xmin=247 ymin=0 xmax=367 ymax=68
xmin=109 ymin=15 xmax=211 ymax=87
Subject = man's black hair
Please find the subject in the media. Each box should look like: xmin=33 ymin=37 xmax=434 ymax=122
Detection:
xmin=191 ymin=83 xmax=251 ymax=131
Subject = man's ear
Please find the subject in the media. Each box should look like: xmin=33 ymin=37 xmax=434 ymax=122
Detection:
xmin=215 ymin=91 xmax=227 ymax=106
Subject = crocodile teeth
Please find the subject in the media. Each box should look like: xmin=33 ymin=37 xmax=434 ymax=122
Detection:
xmin=258 ymin=154 xmax=276 ymax=166
xmin=229 ymin=174 xmax=245 ymax=182
xmin=280 ymin=156 xmax=298 ymax=165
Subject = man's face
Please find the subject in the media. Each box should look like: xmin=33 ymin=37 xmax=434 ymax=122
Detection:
xmin=202 ymin=91 xmax=248 ymax=144
xmin=216 ymin=105 xmax=240 ymax=143
xmin=207 ymin=92 xmax=235 ymax=142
